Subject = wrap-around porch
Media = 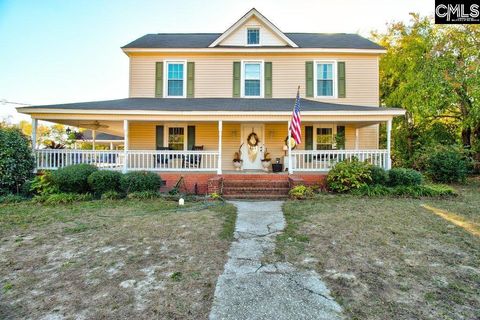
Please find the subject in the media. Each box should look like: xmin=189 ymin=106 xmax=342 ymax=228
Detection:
xmin=32 ymin=119 xmax=393 ymax=173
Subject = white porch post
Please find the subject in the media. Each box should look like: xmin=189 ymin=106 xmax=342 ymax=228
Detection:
xmin=355 ymin=128 xmax=359 ymax=150
xmin=92 ymin=130 xmax=96 ymax=150
xmin=31 ymin=118 xmax=37 ymax=149
xmin=386 ymin=119 xmax=392 ymax=170
xmin=217 ymin=120 xmax=222 ymax=174
xmin=123 ymin=120 xmax=129 ymax=173
xmin=288 ymin=120 xmax=293 ymax=174
xmin=110 ymin=142 xmax=113 ymax=150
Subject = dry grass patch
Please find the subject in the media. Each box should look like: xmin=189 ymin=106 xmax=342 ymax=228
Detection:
xmin=0 ymin=199 xmax=236 ymax=320
xmin=277 ymin=179 xmax=479 ymax=320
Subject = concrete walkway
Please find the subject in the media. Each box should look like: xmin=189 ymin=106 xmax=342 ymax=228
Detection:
xmin=209 ymin=201 xmax=343 ymax=320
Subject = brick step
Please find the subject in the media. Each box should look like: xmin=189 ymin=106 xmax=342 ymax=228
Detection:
xmin=223 ymin=187 xmax=290 ymax=195
xmin=223 ymin=180 xmax=290 ymax=188
xmin=222 ymin=194 xmax=289 ymax=200
xmin=221 ymin=174 xmax=289 ymax=181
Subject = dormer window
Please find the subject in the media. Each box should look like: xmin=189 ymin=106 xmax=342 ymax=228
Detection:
xmin=247 ymin=28 xmax=260 ymax=45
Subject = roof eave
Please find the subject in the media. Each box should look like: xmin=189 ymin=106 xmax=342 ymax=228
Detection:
xmin=121 ymin=47 xmax=386 ymax=54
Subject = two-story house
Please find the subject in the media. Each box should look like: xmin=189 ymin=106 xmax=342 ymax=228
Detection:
xmin=18 ymin=8 xmax=405 ymax=196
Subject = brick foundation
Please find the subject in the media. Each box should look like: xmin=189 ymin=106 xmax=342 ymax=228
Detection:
xmin=158 ymin=173 xmax=218 ymax=195
xmin=157 ymin=172 xmax=327 ymax=195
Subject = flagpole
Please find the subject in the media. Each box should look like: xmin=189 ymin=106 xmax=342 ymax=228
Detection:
xmin=288 ymin=120 xmax=292 ymax=174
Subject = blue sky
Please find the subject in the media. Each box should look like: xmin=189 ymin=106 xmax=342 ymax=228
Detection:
xmin=0 ymin=0 xmax=432 ymax=122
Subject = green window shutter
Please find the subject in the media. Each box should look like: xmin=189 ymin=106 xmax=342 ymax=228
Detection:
xmin=264 ymin=62 xmax=272 ymax=98
xmin=305 ymin=61 xmax=314 ymax=97
xmin=187 ymin=62 xmax=195 ymax=98
xmin=155 ymin=125 xmax=164 ymax=149
xmin=233 ymin=61 xmax=241 ymax=97
xmin=305 ymin=126 xmax=314 ymax=162
xmin=155 ymin=62 xmax=163 ymax=98
xmin=337 ymin=62 xmax=346 ymax=98
xmin=187 ymin=126 xmax=196 ymax=150
xmin=305 ymin=126 xmax=313 ymax=150
xmin=336 ymin=125 xmax=346 ymax=149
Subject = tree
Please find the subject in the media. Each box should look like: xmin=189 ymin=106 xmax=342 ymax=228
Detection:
xmin=372 ymin=15 xmax=480 ymax=167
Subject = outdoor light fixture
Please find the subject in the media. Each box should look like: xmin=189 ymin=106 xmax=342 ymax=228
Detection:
xmin=66 ymin=127 xmax=71 ymax=135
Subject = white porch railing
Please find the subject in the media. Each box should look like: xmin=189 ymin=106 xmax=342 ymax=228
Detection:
xmin=291 ymin=149 xmax=389 ymax=171
xmin=34 ymin=149 xmax=219 ymax=172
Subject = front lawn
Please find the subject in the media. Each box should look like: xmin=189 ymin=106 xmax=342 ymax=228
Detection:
xmin=277 ymin=178 xmax=479 ymax=320
xmin=0 ymin=199 xmax=236 ymax=319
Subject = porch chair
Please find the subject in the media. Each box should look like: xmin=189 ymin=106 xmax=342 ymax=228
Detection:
xmin=182 ymin=145 xmax=203 ymax=169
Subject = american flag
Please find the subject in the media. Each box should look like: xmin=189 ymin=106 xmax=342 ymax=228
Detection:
xmin=289 ymin=87 xmax=302 ymax=144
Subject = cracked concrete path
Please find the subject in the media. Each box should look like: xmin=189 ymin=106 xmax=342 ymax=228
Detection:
xmin=209 ymin=201 xmax=343 ymax=320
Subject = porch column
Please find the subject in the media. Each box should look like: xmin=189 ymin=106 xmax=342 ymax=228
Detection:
xmin=123 ymin=120 xmax=129 ymax=173
xmin=92 ymin=130 xmax=96 ymax=150
xmin=31 ymin=118 xmax=37 ymax=149
xmin=110 ymin=142 xmax=113 ymax=150
xmin=217 ymin=120 xmax=222 ymax=174
xmin=287 ymin=120 xmax=293 ymax=174
xmin=386 ymin=119 xmax=392 ymax=170
xmin=355 ymin=128 xmax=359 ymax=150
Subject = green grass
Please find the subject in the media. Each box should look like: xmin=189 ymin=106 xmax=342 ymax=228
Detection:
xmin=278 ymin=178 xmax=480 ymax=320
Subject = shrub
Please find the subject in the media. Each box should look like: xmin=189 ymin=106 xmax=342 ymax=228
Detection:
xmin=35 ymin=192 xmax=94 ymax=205
xmin=369 ymin=166 xmax=389 ymax=186
xmin=327 ymin=159 xmax=372 ymax=193
xmin=388 ymin=168 xmax=423 ymax=187
xmin=29 ymin=171 xmax=58 ymax=196
xmin=425 ymin=148 xmax=470 ymax=183
xmin=87 ymin=170 xmax=122 ymax=195
xmin=390 ymin=184 xmax=456 ymax=198
xmin=120 ymin=171 xmax=162 ymax=194
xmin=289 ymin=185 xmax=314 ymax=199
xmin=351 ymin=184 xmax=456 ymax=198
xmin=351 ymin=184 xmax=391 ymax=196
xmin=0 ymin=126 xmax=35 ymax=194
xmin=101 ymin=190 xmax=123 ymax=200
xmin=0 ymin=194 xmax=26 ymax=204
xmin=126 ymin=191 xmax=161 ymax=200
xmin=50 ymin=164 xmax=98 ymax=193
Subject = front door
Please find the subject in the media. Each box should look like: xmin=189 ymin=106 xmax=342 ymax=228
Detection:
xmin=241 ymin=124 xmax=264 ymax=170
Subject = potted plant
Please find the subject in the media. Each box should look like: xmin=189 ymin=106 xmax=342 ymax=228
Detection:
xmin=261 ymin=149 xmax=272 ymax=172
xmin=233 ymin=144 xmax=243 ymax=170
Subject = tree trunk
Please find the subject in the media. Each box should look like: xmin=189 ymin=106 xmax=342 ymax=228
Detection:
xmin=461 ymin=127 xmax=472 ymax=148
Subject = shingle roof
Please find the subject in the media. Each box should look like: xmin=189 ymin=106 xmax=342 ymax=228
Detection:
xmin=24 ymin=98 xmax=400 ymax=113
xmin=122 ymin=33 xmax=384 ymax=50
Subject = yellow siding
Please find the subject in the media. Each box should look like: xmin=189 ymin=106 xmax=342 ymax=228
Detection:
xmin=128 ymin=53 xmax=380 ymax=106
xmin=220 ymin=16 xmax=287 ymax=47
xmin=128 ymin=121 xmax=378 ymax=164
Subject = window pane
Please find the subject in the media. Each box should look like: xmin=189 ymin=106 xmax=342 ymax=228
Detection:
xmin=247 ymin=29 xmax=259 ymax=45
xmin=245 ymin=80 xmax=260 ymax=96
xmin=167 ymin=63 xmax=184 ymax=96
xmin=316 ymin=63 xmax=334 ymax=97
xmin=245 ymin=63 xmax=260 ymax=79
xmin=316 ymin=128 xmax=333 ymax=150
xmin=168 ymin=127 xmax=184 ymax=150
xmin=317 ymin=80 xmax=333 ymax=96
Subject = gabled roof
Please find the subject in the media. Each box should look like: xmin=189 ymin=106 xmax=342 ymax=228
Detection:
xmin=208 ymin=8 xmax=298 ymax=48
xmin=122 ymin=33 xmax=384 ymax=50
xmin=19 ymin=98 xmax=404 ymax=115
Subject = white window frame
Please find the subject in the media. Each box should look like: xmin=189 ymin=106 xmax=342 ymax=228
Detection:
xmin=246 ymin=27 xmax=261 ymax=46
xmin=314 ymin=60 xmax=337 ymax=99
xmin=163 ymin=60 xmax=187 ymax=98
xmin=241 ymin=60 xmax=264 ymax=98
xmin=313 ymin=124 xmax=337 ymax=150
xmin=164 ymin=124 xmax=188 ymax=151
